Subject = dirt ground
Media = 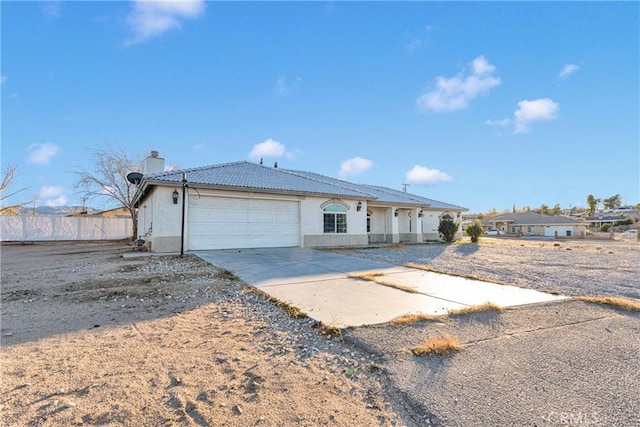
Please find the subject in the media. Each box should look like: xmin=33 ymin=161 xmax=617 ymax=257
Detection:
xmin=2 ymin=239 xmax=638 ymax=426
xmin=0 ymin=242 xmax=404 ymax=426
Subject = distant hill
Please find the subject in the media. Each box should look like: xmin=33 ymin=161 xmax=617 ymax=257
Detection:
xmin=17 ymin=206 xmax=98 ymax=216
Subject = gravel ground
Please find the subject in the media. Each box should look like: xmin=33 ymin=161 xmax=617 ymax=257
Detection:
xmin=329 ymin=238 xmax=640 ymax=299
xmin=1 ymin=242 xmax=406 ymax=426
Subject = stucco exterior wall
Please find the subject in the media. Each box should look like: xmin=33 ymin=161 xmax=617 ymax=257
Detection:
xmin=138 ymin=186 xmax=184 ymax=252
xmin=421 ymin=211 xmax=441 ymax=238
xmin=137 ymin=185 xmax=467 ymax=251
xmin=300 ymin=196 xmax=367 ymax=247
xmin=367 ymin=207 xmax=392 ymax=243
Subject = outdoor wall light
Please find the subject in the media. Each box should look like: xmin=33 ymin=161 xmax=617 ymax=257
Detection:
xmin=172 ymin=189 xmax=179 ymax=205
xmin=418 ymin=210 xmax=424 ymax=218
xmin=357 ymin=201 xmax=362 ymax=212
xmin=394 ymin=209 xmax=399 ymax=217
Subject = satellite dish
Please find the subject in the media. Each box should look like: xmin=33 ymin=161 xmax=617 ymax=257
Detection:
xmin=127 ymin=172 xmax=143 ymax=185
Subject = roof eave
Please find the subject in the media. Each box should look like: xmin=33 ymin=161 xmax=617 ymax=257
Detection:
xmin=136 ymin=179 xmax=378 ymax=202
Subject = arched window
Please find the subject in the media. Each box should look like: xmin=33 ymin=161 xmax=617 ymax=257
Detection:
xmin=323 ymin=203 xmax=347 ymax=233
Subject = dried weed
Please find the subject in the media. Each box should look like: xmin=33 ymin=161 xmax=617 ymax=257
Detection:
xmin=576 ymin=296 xmax=640 ymax=312
xmin=411 ymin=334 xmax=462 ymax=356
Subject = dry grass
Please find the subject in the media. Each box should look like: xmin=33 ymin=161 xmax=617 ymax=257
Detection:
xmin=391 ymin=313 xmax=442 ymax=324
xmin=316 ymin=322 xmax=343 ymax=338
xmin=448 ymin=302 xmax=505 ymax=316
xmin=241 ymin=286 xmax=307 ymax=318
xmin=217 ymin=268 xmax=240 ymax=281
xmin=376 ymin=280 xmax=419 ymax=294
xmin=348 ymin=272 xmax=385 ymax=281
xmin=576 ymin=296 xmax=640 ymax=312
xmin=348 ymin=272 xmax=418 ymax=294
xmin=411 ymin=334 xmax=463 ymax=356
xmin=241 ymin=285 xmax=260 ymax=295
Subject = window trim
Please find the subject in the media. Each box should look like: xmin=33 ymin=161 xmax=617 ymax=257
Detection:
xmin=323 ymin=203 xmax=348 ymax=234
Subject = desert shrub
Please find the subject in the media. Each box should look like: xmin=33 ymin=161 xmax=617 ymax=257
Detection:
xmin=615 ymin=218 xmax=635 ymax=226
xmin=465 ymin=221 xmax=483 ymax=243
xmin=600 ymin=223 xmax=611 ymax=232
xmin=438 ymin=214 xmax=459 ymax=243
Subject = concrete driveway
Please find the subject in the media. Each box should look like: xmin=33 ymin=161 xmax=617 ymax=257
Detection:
xmin=196 ymin=247 xmax=565 ymax=327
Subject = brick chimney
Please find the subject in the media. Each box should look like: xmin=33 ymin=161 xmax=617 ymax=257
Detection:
xmin=142 ymin=150 xmax=165 ymax=175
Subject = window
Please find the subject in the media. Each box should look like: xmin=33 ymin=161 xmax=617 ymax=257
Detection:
xmin=367 ymin=213 xmax=371 ymax=233
xmin=323 ymin=204 xmax=347 ymax=233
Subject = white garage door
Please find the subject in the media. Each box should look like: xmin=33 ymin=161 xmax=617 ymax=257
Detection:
xmin=188 ymin=196 xmax=300 ymax=250
xmin=544 ymin=226 xmax=573 ymax=237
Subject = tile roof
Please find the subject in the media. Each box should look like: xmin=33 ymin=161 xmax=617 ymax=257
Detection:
xmin=143 ymin=161 xmax=368 ymax=198
xmin=282 ymin=169 xmax=465 ymax=209
xmin=138 ymin=161 xmax=467 ymax=210
xmin=583 ymin=216 xmax=627 ymax=222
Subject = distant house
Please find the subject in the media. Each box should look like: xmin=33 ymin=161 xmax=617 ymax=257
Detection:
xmin=582 ymin=215 xmax=628 ymax=229
xmin=131 ymin=152 xmax=468 ymax=252
xmin=481 ymin=212 xmax=587 ymax=237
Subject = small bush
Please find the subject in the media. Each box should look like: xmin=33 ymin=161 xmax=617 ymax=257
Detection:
xmin=600 ymin=223 xmax=611 ymax=232
xmin=438 ymin=214 xmax=460 ymax=243
xmin=465 ymin=221 xmax=484 ymax=243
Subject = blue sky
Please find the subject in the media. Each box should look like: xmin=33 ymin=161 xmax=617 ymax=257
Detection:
xmin=2 ymin=1 xmax=638 ymax=213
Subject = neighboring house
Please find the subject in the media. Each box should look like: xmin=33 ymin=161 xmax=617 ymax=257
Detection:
xmin=583 ymin=215 xmax=630 ymax=229
xmin=481 ymin=212 xmax=587 ymax=237
xmin=131 ymin=152 xmax=467 ymax=252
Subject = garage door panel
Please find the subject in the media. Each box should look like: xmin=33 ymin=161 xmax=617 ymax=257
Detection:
xmin=187 ymin=197 xmax=299 ymax=250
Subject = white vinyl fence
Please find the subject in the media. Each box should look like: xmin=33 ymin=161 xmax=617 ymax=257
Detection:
xmin=1 ymin=215 xmax=133 ymax=241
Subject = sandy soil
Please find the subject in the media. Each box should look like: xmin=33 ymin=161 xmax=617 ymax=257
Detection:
xmin=1 ymin=242 xmax=403 ymax=426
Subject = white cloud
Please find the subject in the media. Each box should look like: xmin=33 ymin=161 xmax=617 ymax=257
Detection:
xmin=1 ymin=75 xmax=7 ymax=84
xmin=126 ymin=0 xmax=205 ymax=46
xmin=274 ymin=76 xmax=301 ymax=96
xmin=405 ymin=165 xmax=452 ymax=185
xmin=27 ymin=143 xmax=60 ymax=165
xmin=514 ymin=98 xmax=559 ymax=134
xmin=38 ymin=186 xmax=67 ymax=207
xmin=45 ymin=196 xmax=68 ymax=207
xmin=249 ymin=139 xmax=286 ymax=159
xmin=338 ymin=157 xmax=373 ymax=179
xmin=39 ymin=186 xmax=65 ymax=198
xmin=558 ymin=64 xmax=579 ymax=79
xmin=284 ymin=148 xmax=303 ymax=161
xmin=417 ymin=56 xmax=501 ymax=112
xmin=485 ymin=118 xmax=511 ymax=127
xmin=248 ymin=138 xmax=302 ymax=162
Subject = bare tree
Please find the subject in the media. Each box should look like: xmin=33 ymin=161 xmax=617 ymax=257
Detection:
xmin=74 ymin=147 xmax=143 ymax=239
xmin=0 ymin=164 xmax=31 ymax=214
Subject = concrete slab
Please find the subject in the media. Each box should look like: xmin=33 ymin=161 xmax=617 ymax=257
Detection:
xmin=195 ymin=247 xmax=566 ymax=327
xmin=260 ymin=278 xmax=466 ymax=327
xmin=379 ymin=270 xmax=567 ymax=307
